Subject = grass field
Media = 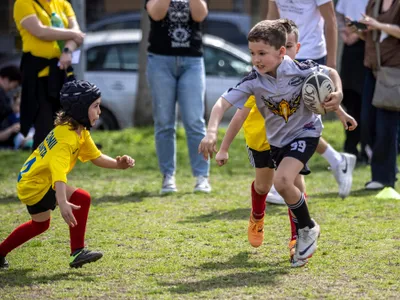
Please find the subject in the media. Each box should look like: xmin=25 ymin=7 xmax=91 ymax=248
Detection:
xmin=0 ymin=121 xmax=399 ymax=299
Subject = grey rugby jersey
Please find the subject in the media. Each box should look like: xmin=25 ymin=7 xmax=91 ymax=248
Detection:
xmin=222 ymin=56 xmax=329 ymax=148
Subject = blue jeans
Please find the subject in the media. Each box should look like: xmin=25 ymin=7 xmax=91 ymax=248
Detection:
xmin=146 ymin=53 xmax=209 ymax=177
xmin=360 ymin=68 xmax=399 ymax=187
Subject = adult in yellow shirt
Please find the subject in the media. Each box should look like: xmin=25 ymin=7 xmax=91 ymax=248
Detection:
xmin=0 ymin=80 xmax=135 ymax=269
xmin=14 ymin=0 xmax=85 ymax=149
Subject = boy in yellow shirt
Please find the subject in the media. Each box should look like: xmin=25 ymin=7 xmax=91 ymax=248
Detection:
xmin=0 ymin=80 xmax=135 ymax=269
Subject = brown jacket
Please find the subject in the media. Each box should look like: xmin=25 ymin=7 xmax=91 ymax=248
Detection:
xmin=364 ymin=0 xmax=400 ymax=70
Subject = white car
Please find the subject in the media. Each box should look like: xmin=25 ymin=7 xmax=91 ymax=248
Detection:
xmin=84 ymin=29 xmax=252 ymax=129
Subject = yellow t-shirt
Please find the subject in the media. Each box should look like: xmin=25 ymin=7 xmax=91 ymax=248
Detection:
xmin=242 ymin=95 xmax=270 ymax=151
xmin=14 ymin=0 xmax=76 ymax=77
xmin=17 ymin=124 xmax=101 ymax=205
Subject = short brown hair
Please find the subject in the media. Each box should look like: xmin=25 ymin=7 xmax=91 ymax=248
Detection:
xmin=54 ymin=111 xmax=81 ymax=131
xmin=278 ymin=18 xmax=299 ymax=43
xmin=247 ymin=20 xmax=287 ymax=50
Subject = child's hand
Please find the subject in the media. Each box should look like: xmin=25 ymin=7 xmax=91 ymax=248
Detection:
xmin=336 ymin=110 xmax=358 ymax=131
xmin=116 ymin=155 xmax=135 ymax=169
xmin=59 ymin=200 xmax=80 ymax=227
xmin=215 ymin=150 xmax=229 ymax=166
xmin=198 ymin=132 xmax=218 ymax=160
xmin=322 ymin=91 xmax=343 ymax=112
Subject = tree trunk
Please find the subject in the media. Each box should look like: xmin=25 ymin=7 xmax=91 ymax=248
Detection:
xmin=134 ymin=0 xmax=153 ymax=126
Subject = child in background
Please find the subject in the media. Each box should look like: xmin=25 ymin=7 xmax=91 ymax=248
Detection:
xmin=0 ymin=80 xmax=135 ymax=269
xmin=199 ymin=20 xmax=346 ymax=266
xmin=6 ymin=92 xmax=35 ymax=150
xmin=214 ymin=19 xmax=357 ymax=266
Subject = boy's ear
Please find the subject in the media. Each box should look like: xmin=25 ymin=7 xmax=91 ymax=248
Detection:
xmin=279 ymin=46 xmax=286 ymax=57
xmin=296 ymin=42 xmax=301 ymax=54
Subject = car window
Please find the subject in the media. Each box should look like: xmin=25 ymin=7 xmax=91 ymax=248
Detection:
xmin=203 ymin=20 xmax=247 ymax=46
xmin=87 ymin=43 xmax=139 ymax=71
xmin=103 ymin=46 xmax=121 ymax=69
xmin=87 ymin=46 xmax=110 ymax=71
xmin=204 ymin=45 xmax=251 ymax=77
xmin=119 ymin=43 xmax=139 ymax=71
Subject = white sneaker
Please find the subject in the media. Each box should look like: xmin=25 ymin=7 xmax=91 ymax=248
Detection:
xmin=332 ymin=153 xmax=357 ymax=199
xmin=290 ymin=257 xmax=308 ymax=268
xmin=294 ymin=220 xmax=320 ymax=260
xmin=365 ymin=181 xmax=385 ymax=190
xmin=160 ymin=174 xmax=177 ymax=194
xmin=194 ymin=176 xmax=211 ymax=193
xmin=266 ymin=185 xmax=285 ymax=205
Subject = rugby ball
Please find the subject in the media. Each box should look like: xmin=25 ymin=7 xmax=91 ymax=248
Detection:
xmin=301 ymin=72 xmax=335 ymax=115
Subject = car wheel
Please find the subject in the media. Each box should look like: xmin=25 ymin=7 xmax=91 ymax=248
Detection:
xmin=93 ymin=107 xmax=119 ymax=130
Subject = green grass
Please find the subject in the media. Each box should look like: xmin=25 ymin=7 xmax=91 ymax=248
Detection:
xmin=1 ymin=121 xmax=400 ymax=299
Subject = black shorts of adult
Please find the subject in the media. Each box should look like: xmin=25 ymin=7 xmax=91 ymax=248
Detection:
xmin=25 ymin=186 xmax=56 ymax=215
xmin=246 ymin=146 xmax=275 ymax=169
xmin=270 ymin=137 xmax=320 ymax=175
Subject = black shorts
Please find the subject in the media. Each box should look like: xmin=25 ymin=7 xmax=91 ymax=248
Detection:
xmin=26 ymin=186 xmax=57 ymax=215
xmin=270 ymin=137 xmax=320 ymax=175
xmin=246 ymin=146 xmax=275 ymax=169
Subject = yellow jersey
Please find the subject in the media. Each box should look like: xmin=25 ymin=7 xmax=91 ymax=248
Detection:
xmin=17 ymin=124 xmax=101 ymax=205
xmin=14 ymin=0 xmax=76 ymax=77
xmin=242 ymin=96 xmax=270 ymax=151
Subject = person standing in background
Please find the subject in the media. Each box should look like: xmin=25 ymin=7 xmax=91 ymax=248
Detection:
xmin=267 ymin=0 xmax=357 ymax=199
xmin=145 ymin=0 xmax=211 ymax=194
xmin=336 ymin=0 xmax=369 ymax=164
xmin=355 ymin=0 xmax=400 ymax=190
xmin=14 ymin=0 xmax=85 ymax=149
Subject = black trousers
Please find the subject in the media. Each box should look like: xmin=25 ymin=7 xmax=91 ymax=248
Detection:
xmin=33 ymin=77 xmax=61 ymax=149
xmin=342 ymin=89 xmax=363 ymax=157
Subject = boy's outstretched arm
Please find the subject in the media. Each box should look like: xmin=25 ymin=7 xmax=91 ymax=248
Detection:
xmin=198 ymin=97 xmax=232 ymax=160
xmin=216 ymin=106 xmax=251 ymax=166
xmin=335 ymin=105 xmax=358 ymax=131
xmin=91 ymin=154 xmax=135 ymax=169
xmin=323 ymin=67 xmax=343 ymax=112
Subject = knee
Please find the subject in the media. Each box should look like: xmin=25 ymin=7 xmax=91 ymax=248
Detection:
xmin=254 ymin=181 xmax=271 ymax=195
xmin=274 ymin=176 xmax=291 ymax=196
xmin=32 ymin=218 xmax=51 ymax=233
xmin=70 ymin=189 xmax=91 ymax=207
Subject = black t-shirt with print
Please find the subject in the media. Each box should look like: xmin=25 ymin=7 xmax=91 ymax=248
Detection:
xmin=145 ymin=0 xmax=203 ymax=57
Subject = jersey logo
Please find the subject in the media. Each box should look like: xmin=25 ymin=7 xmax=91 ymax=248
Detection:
xmin=288 ymin=75 xmax=305 ymax=86
xmin=262 ymin=92 xmax=301 ymax=123
xmin=294 ymin=59 xmax=319 ymax=70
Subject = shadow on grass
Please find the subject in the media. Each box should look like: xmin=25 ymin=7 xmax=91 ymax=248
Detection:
xmin=197 ymin=251 xmax=278 ymax=270
xmin=0 ymin=196 xmax=19 ymax=205
xmin=160 ymin=252 xmax=289 ymax=294
xmin=93 ymin=190 xmax=157 ymax=205
xmin=0 ymin=268 xmax=95 ymax=287
xmin=179 ymin=205 xmax=286 ymax=224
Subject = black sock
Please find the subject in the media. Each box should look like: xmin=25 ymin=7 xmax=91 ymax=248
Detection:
xmin=288 ymin=194 xmax=314 ymax=229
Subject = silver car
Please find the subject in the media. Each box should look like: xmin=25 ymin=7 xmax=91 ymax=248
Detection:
xmin=84 ymin=29 xmax=252 ymax=129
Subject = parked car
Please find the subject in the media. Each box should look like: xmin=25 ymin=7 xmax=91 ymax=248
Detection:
xmin=87 ymin=11 xmax=251 ymax=50
xmin=84 ymin=29 xmax=252 ymax=129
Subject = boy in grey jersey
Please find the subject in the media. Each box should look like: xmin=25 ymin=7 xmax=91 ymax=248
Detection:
xmin=199 ymin=20 xmax=344 ymax=264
